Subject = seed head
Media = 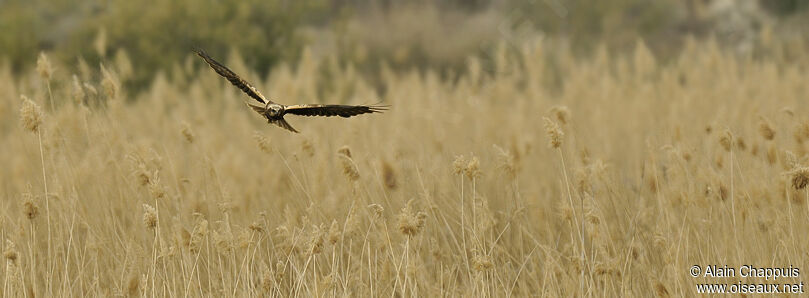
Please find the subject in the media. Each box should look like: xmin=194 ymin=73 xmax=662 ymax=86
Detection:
xmin=274 ymin=261 xmax=285 ymax=283
xmin=189 ymin=218 xmax=209 ymax=253
xmin=759 ymin=118 xmax=775 ymax=141
xmin=22 ymin=194 xmax=38 ymax=220
xmin=71 ymin=75 xmax=86 ymax=104
xmin=253 ymin=132 xmax=273 ymax=154
xmin=133 ymin=165 xmax=152 ymax=186
xmin=4 ymin=240 xmax=18 ymax=263
xmin=718 ymin=130 xmax=732 ymax=152
xmin=339 ymin=154 xmax=360 ymax=182
xmin=465 ymin=156 xmax=481 ymax=180
xmin=717 ymin=183 xmax=728 ymax=201
xmin=789 ymin=167 xmax=809 ymax=190
xmin=398 ymin=200 xmax=427 ymax=237
xmin=36 ymin=52 xmax=53 ymax=80
xmin=557 ymin=201 xmax=574 ymax=222
xmin=452 ymin=155 xmax=466 ymax=175
xmin=495 ymin=145 xmax=519 ymax=180
xmin=213 ymin=229 xmax=234 ymax=253
xmin=301 ymin=140 xmax=315 ymax=157
xmin=261 ymin=265 xmax=273 ymax=293
xmin=682 ymin=151 xmax=692 ymax=162
xmin=337 ymin=146 xmax=352 ymax=158
xmin=148 ymin=177 xmax=166 ymax=200
xmin=142 ymin=204 xmax=158 ymax=230
xmin=83 ymin=83 xmax=98 ymax=97
xmin=543 ymin=117 xmax=564 ymax=149
xmin=19 ymin=96 xmax=43 ymax=133
xmin=306 ymin=225 xmax=325 ymax=255
xmin=180 ymin=122 xmax=194 ymax=143
xmin=249 ymin=221 xmax=265 ymax=234
xmin=327 ymin=220 xmax=341 ymax=245
xmin=472 ymin=250 xmax=494 ymax=271
xmin=100 ymin=64 xmax=119 ymax=99
xmin=381 ymin=160 xmax=398 ymax=190
xmin=735 ymin=136 xmax=746 ymax=151
xmin=549 ymin=105 xmax=571 ymax=125
xmin=785 ymin=151 xmax=799 ymax=169
xmin=654 ymin=281 xmax=670 ymax=297
xmin=367 ymin=204 xmax=384 ymax=221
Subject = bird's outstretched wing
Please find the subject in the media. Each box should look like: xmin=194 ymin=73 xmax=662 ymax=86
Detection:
xmin=284 ymin=104 xmax=388 ymax=118
xmin=193 ymin=48 xmax=269 ymax=104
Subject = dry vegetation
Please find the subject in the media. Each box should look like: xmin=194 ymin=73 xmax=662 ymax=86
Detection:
xmin=1 ymin=38 xmax=809 ymax=297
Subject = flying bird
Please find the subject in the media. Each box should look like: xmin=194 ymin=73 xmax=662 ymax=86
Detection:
xmin=194 ymin=49 xmax=387 ymax=133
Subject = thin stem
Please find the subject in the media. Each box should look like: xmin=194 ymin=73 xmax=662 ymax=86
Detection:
xmin=29 ymin=222 xmax=36 ymax=293
xmin=459 ymin=175 xmax=471 ymax=281
xmin=729 ymin=142 xmax=740 ymax=261
xmin=151 ymin=230 xmax=158 ymax=297
xmin=557 ymin=148 xmax=588 ymax=294
xmin=472 ymin=177 xmax=477 ymax=245
xmin=37 ymin=129 xmax=53 ymax=296
xmin=151 ymin=197 xmax=160 ymax=297
xmin=46 ymin=80 xmax=54 ymax=111
xmin=403 ymin=237 xmax=409 ymax=297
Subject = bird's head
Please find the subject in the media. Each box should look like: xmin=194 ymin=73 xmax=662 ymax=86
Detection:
xmin=267 ymin=104 xmax=283 ymax=117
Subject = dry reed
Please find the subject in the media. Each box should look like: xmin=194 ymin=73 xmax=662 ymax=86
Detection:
xmin=1 ymin=38 xmax=808 ymax=297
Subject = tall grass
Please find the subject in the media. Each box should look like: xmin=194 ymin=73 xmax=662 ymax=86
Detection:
xmin=0 ymin=39 xmax=808 ymax=296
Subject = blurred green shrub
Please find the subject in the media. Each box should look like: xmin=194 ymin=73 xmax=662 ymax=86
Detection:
xmin=759 ymin=0 xmax=809 ymax=15
xmin=505 ymin=0 xmax=680 ymax=54
xmin=2 ymin=0 xmax=808 ymax=95
xmin=0 ymin=0 xmax=326 ymax=89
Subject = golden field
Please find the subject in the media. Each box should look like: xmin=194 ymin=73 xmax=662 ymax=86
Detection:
xmin=1 ymin=38 xmax=809 ymax=297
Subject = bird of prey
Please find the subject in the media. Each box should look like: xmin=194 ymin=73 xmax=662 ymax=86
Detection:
xmin=194 ymin=49 xmax=387 ymax=133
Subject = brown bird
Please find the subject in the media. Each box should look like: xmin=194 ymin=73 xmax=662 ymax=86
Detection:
xmin=194 ymin=49 xmax=387 ymax=133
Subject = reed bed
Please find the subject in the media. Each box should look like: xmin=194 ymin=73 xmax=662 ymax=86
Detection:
xmin=0 ymin=39 xmax=808 ymax=296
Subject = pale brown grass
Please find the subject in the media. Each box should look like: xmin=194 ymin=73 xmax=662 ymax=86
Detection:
xmin=1 ymin=38 xmax=809 ymax=297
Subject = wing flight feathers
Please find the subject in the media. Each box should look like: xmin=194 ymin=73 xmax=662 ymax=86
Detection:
xmin=193 ymin=49 xmax=269 ymax=104
xmin=284 ymin=104 xmax=388 ymax=118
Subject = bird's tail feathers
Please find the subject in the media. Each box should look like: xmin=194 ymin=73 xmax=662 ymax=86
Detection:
xmin=272 ymin=118 xmax=299 ymax=133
